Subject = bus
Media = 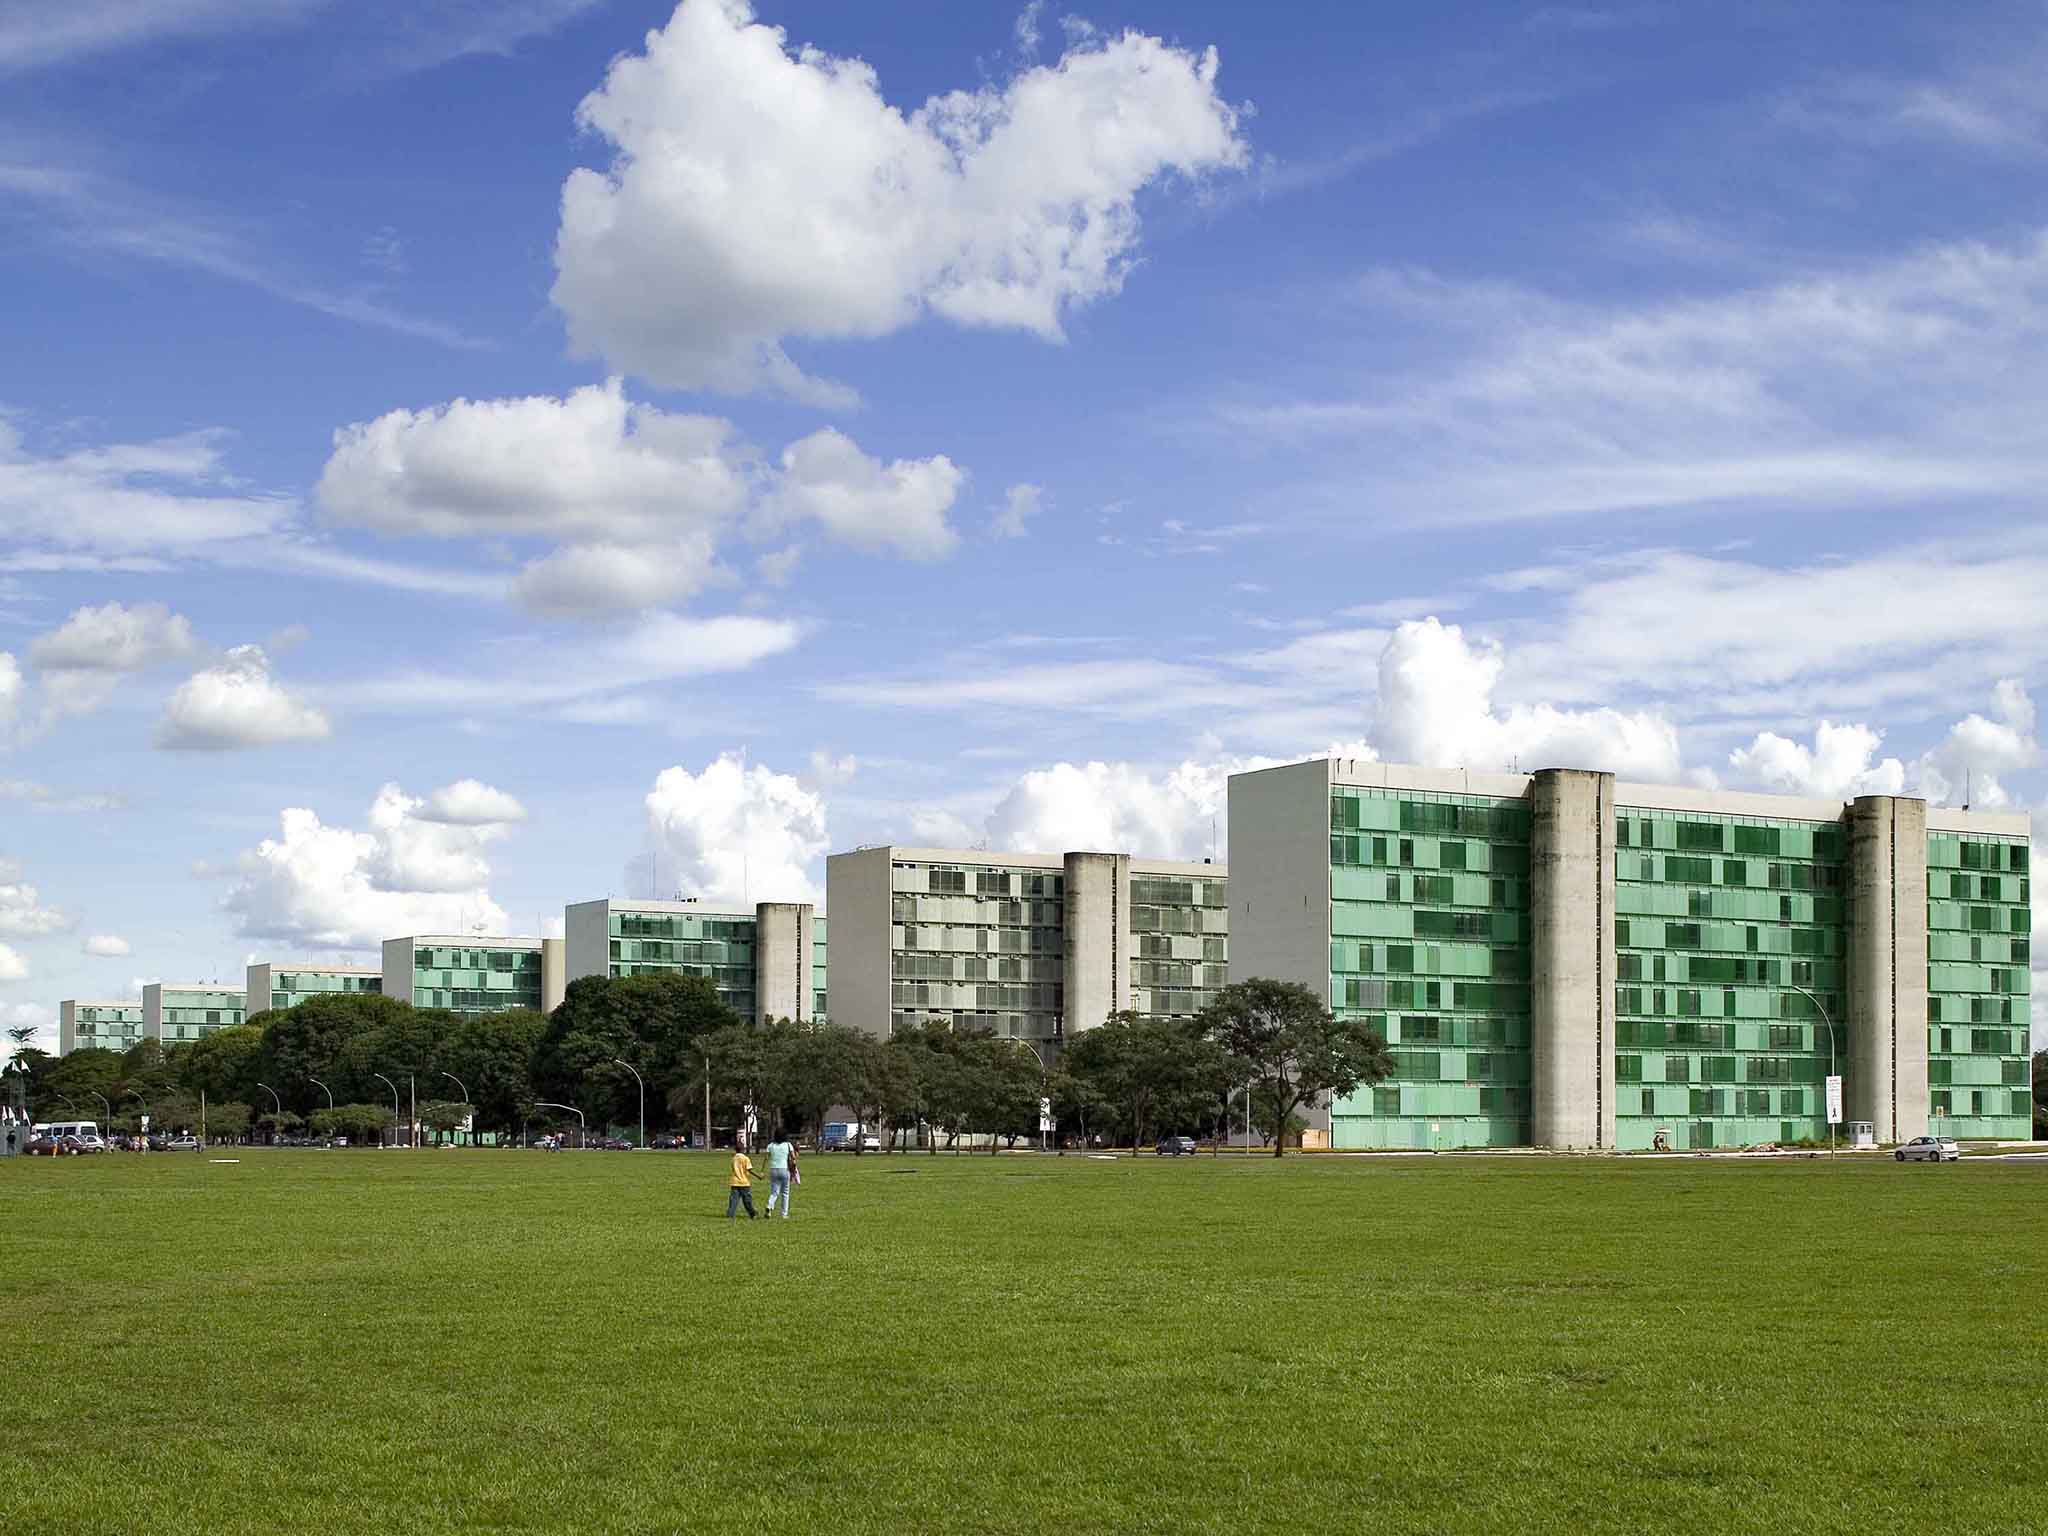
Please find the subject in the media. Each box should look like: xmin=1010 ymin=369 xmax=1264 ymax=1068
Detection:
xmin=32 ymin=1121 xmax=105 ymax=1149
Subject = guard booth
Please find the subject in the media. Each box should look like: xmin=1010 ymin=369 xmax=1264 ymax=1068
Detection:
xmin=1849 ymin=1121 xmax=1875 ymax=1149
xmin=1 ymin=1117 xmax=25 ymax=1157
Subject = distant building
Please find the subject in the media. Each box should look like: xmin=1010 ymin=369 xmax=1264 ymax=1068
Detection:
xmin=564 ymin=898 xmax=819 ymax=1025
xmin=245 ymin=962 xmax=382 ymax=1018
xmin=380 ymin=936 xmax=566 ymax=1017
xmin=59 ymin=999 xmax=144 ymax=1055
xmin=143 ymin=983 xmax=246 ymax=1047
xmin=823 ymin=846 xmax=1228 ymax=1062
xmin=1228 ymin=758 xmax=2034 ymax=1152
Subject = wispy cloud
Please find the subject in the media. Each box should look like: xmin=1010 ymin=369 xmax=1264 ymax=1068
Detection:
xmin=0 ymin=160 xmax=486 ymax=348
xmin=0 ymin=0 xmax=324 ymax=74
xmin=1222 ymin=226 xmax=2048 ymax=529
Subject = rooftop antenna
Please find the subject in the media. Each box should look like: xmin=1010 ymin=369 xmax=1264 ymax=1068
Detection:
xmin=1963 ymin=768 xmax=1971 ymax=812
xmin=1211 ymin=814 xmax=1218 ymax=863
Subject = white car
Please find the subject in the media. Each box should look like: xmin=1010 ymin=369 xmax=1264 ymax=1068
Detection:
xmin=1895 ymin=1135 xmax=1961 ymax=1163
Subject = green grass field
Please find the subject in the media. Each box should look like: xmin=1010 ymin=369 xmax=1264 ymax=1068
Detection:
xmin=5 ymin=1149 xmax=2044 ymax=1535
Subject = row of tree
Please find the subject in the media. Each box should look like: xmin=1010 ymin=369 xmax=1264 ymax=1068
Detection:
xmin=5 ymin=974 xmax=1402 ymax=1154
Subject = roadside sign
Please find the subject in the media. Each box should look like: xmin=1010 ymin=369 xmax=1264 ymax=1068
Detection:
xmin=1825 ymin=1075 xmax=1843 ymax=1126
xmin=1038 ymin=1097 xmax=1053 ymax=1133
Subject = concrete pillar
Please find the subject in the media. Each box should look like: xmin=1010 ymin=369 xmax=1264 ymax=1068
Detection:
xmin=540 ymin=938 xmax=567 ymax=1015
xmin=1530 ymin=769 xmax=1617 ymax=1149
xmin=1845 ymin=796 xmax=1929 ymax=1143
xmin=753 ymin=903 xmax=815 ymax=1025
xmin=1062 ymin=852 xmax=1130 ymax=1037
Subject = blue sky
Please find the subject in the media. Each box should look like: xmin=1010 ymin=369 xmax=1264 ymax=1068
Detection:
xmin=2 ymin=0 xmax=2043 ymax=1049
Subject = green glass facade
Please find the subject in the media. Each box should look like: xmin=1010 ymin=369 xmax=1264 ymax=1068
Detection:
xmin=890 ymin=859 xmax=1065 ymax=1039
xmin=70 ymin=1003 xmax=143 ymax=1053
xmin=1612 ymin=809 xmax=1846 ymax=1151
xmin=1129 ymin=872 xmax=1228 ymax=1019
xmin=1926 ymin=832 xmax=2031 ymax=1139
xmin=271 ymin=970 xmax=381 ymax=1011
xmin=607 ymin=909 xmax=756 ymax=1021
xmin=1327 ymin=787 xmax=1533 ymax=1150
xmin=411 ymin=945 xmax=543 ymax=1014
xmin=158 ymin=988 xmax=245 ymax=1044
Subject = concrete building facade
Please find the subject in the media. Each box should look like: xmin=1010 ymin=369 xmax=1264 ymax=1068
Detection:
xmin=59 ymin=999 xmax=144 ymax=1055
xmin=381 ymin=936 xmax=563 ymax=1017
xmin=825 ymin=845 xmax=1226 ymax=1059
xmin=143 ymin=983 xmax=246 ymax=1046
xmin=564 ymin=899 xmax=820 ymax=1024
xmin=246 ymin=963 xmax=382 ymax=1018
xmin=1228 ymin=757 xmax=2031 ymax=1151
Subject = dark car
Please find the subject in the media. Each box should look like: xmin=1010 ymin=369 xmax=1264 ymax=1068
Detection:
xmin=1154 ymin=1135 xmax=1198 ymax=1156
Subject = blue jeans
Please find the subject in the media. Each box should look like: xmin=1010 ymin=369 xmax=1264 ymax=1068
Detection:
xmin=726 ymin=1185 xmax=756 ymax=1218
xmin=767 ymin=1170 xmax=791 ymax=1216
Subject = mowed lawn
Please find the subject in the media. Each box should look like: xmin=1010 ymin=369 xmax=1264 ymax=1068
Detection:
xmin=5 ymin=1150 xmax=2045 ymax=1535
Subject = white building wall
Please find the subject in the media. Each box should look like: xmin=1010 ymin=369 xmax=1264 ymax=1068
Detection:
xmin=825 ymin=848 xmax=895 ymax=1037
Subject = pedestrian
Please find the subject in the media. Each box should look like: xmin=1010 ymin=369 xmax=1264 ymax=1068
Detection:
xmin=726 ymin=1143 xmax=759 ymax=1220
xmin=764 ymin=1129 xmax=797 ymax=1219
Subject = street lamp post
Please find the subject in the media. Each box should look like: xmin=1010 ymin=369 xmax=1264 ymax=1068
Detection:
xmin=1789 ymin=983 xmax=1840 ymax=1159
xmin=534 ymin=1101 xmax=586 ymax=1149
xmin=371 ymin=1072 xmax=400 ymax=1150
xmin=997 ymin=1033 xmax=1048 ymax=1153
xmin=439 ymin=1072 xmax=469 ymax=1147
xmin=124 ymin=1089 xmax=149 ymax=1140
xmin=256 ymin=1081 xmax=282 ymax=1141
xmin=309 ymin=1076 xmax=334 ymax=1109
xmin=88 ymin=1090 xmax=112 ymax=1139
xmin=610 ymin=1059 xmax=645 ymax=1149
xmin=698 ymin=1043 xmax=712 ymax=1150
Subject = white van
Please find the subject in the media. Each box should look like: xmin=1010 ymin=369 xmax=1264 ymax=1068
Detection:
xmin=35 ymin=1120 xmax=105 ymax=1149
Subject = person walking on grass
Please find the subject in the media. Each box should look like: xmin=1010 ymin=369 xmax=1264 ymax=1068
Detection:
xmin=764 ymin=1129 xmax=797 ymax=1219
xmin=726 ymin=1144 xmax=759 ymax=1220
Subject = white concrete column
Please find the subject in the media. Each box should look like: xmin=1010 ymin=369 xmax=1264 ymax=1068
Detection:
xmin=752 ymin=902 xmax=815 ymax=1024
xmin=1846 ymin=795 xmax=1929 ymax=1143
xmin=1062 ymin=852 xmax=1130 ymax=1036
xmin=540 ymin=938 xmax=567 ymax=1014
xmin=1530 ymin=768 xmax=1617 ymax=1149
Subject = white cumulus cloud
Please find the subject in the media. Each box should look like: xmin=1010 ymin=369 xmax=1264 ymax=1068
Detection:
xmin=421 ymin=779 xmax=528 ymax=826
xmin=30 ymin=600 xmax=198 ymax=718
xmin=1727 ymin=721 xmax=1908 ymax=799
xmin=81 ymin=933 xmax=130 ymax=957
xmin=1915 ymin=679 xmax=2039 ymax=807
xmin=0 ymin=871 xmax=69 ymax=936
xmin=645 ymin=754 xmax=829 ymax=905
xmin=551 ymin=0 xmax=1247 ymax=399
xmin=758 ymin=429 xmax=963 ymax=559
xmin=991 ymin=482 xmax=1041 ymax=539
xmin=223 ymin=781 xmax=517 ymax=947
xmin=985 ymin=757 xmax=1265 ymax=859
xmin=1373 ymin=618 xmax=1683 ymax=780
xmin=155 ymin=644 xmax=330 ymax=750
xmin=317 ymin=379 xmax=964 ymax=615
xmin=0 ymin=943 xmax=26 ymax=981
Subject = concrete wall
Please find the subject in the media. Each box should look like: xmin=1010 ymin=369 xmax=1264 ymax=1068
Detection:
xmin=563 ymin=901 xmax=612 ymax=985
xmin=753 ymin=902 xmax=815 ymax=1023
xmin=1063 ymin=852 xmax=1130 ymax=1035
xmin=1846 ymin=795 xmax=1930 ymax=1142
xmin=825 ymin=848 xmax=895 ymax=1037
xmin=1530 ymin=768 xmax=1617 ymax=1149
xmin=540 ymin=938 xmax=566 ymax=1014
xmin=142 ymin=983 xmax=164 ymax=1042
xmin=245 ymin=964 xmax=274 ymax=1022
xmin=59 ymin=1000 xmax=76 ymax=1055
xmin=1226 ymin=760 xmax=1336 ymax=1131
xmin=380 ymin=938 xmax=413 ymax=1008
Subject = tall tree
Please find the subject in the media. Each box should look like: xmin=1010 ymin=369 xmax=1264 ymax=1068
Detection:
xmin=1063 ymin=1012 xmax=1224 ymax=1156
xmin=182 ymin=1023 xmax=266 ymax=1108
xmin=1199 ymin=979 xmax=1392 ymax=1157
xmin=537 ymin=973 xmax=741 ymax=1130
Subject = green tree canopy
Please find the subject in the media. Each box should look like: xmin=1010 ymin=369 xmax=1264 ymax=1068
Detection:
xmin=538 ymin=973 xmax=742 ymax=1130
xmin=182 ymin=1023 xmax=267 ymax=1108
xmin=1198 ymin=978 xmax=1392 ymax=1157
xmin=1064 ymin=1012 xmax=1226 ymax=1155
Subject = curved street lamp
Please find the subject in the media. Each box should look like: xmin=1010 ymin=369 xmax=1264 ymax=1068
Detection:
xmin=998 ymin=1033 xmax=1049 ymax=1153
xmin=123 ymin=1088 xmax=150 ymax=1137
xmin=308 ymin=1076 xmax=334 ymax=1109
xmin=439 ymin=1072 xmax=469 ymax=1147
xmin=533 ymin=1100 xmax=586 ymax=1149
xmin=256 ymin=1081 xmax=282 ymax=1115
xmin=609 ymin=1058 xmax=644 ymax=1150
xmin=1788 ymin=983 xmax=1840 ymax=1159
xmin=88 ymin=1090 xmax=113 ymax=1138
xmin=371 ymin=1072 xmax=401 ymax=1149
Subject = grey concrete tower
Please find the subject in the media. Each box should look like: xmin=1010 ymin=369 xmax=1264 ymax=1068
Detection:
xmin=1530 ymin=768 xmax=1617 ymax=1149
xmin=753 ymin=902 xmax=817 ymax=1023
xmin=1062 ymin=852 xmax=1131 ymax=1036
xmin=1845 ymin=795 xmax=1930 ymax=1143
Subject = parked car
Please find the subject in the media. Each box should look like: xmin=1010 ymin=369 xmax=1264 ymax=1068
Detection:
xmin=61 ymin=1134 xmax=103 ymax=1155
xmin=27 ymin=1133 xmax=65 ymax=1156
xmin=1155 ymin=1135 xmax=1198 ymax=1156
xmin=1895 ymin=1135 xmax=1961 ymax=1162
xmin=162 ymin=1134 xmax=199 ymax=1151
